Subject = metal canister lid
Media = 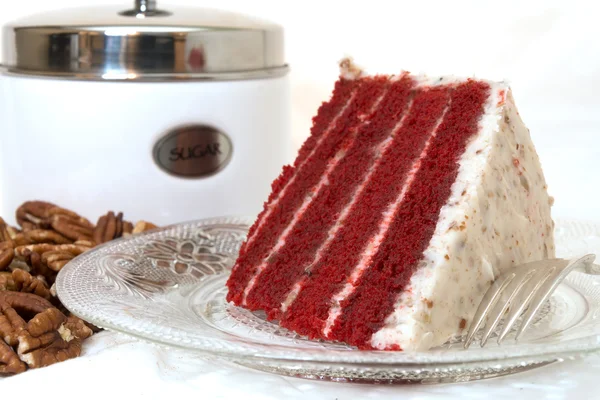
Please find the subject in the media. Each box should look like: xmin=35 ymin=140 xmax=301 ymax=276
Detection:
xmin=1 ymin=0 xmax=288 ymax=81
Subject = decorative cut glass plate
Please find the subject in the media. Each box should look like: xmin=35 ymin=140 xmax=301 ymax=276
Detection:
xmin=56 ymin=216 xmax=600 ymax=384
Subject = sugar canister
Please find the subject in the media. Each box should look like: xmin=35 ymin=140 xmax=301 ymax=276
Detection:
xmin=0 ymin=0 xmax=291 ymax=225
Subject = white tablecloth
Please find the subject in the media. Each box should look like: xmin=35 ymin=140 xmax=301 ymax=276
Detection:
xmin=1 ymin=330 xmax=599 ymax=399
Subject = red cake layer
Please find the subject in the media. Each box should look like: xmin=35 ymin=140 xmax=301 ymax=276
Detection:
xmin=281 ymin=85 xmax=452 ymax=337
xmin=226 ymin=70 xmax=491 ymax=350
xmin=227 ymin=78 xmax=365 ymax=303
xmin=328 ymin=80 xmax=490 ymax=349
xmin=244 ymin=76 xmax=412 ymax=318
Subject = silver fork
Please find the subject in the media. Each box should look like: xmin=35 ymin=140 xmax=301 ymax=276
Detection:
xmin=463 ymin=254 xmax=599 ymax=349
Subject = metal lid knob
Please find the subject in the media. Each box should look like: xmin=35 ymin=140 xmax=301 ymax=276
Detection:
xmin=137 ymin=0 xmax=156 ymax=12
xmin=120 ymin=0 xmax=171 ymax=17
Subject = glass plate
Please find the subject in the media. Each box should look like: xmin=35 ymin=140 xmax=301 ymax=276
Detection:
xmin=56 ymin=217 xmax=600 ymax=384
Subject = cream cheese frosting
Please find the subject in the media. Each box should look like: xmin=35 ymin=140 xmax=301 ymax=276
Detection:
xmin=370 ymin=86 xmax=555 ymax=350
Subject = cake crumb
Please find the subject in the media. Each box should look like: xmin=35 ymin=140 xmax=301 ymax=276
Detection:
xmin=339 ymin=57 xmax=364 ymax=79
xmin=448 ymin=221 xmax=457 ymax=231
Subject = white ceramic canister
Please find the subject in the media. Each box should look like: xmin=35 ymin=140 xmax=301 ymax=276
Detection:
xmin=0 ymin=0 xmax=291 ymax=226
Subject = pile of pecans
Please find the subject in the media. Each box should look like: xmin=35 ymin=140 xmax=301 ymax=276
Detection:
xmin=0 ymin=201 xmax=158 ymax=375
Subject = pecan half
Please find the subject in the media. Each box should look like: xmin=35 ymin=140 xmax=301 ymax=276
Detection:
xmin=0 ymin=306 xmax=27 ymax=346
xmin=24 ymin=229 xmax=72 ymax=245
xmin=46 ymin=206 xmax=86 ymax=221
xmin=50 ymin=214 xmax=94 ymax=242
xmin=41 ymin=251 xmax=75 ymax=272
xmin=64 ymin=315 xmax=93 ymax=341
xmin=0 ymin=340 xmax=26 ymax=375
xmin=123 ymin=221 xmax=134 ymax=235
xmin=19 ymin=333 xmax=83 ymax=369
xmin=0 ymin=272 xmax=16 ymax=291
xmin=73 ymin=239 xmax=95 ymax=248
xmin=17 ymin=248 xmax=54 ymax=283
xmin=16 ymin=243 xmax=90 ymax=258
xmin=16 ymin=308 xmax=91 ymax=369
xmin=0 ymin=292 xmax=53 ymax=346
xmin=45 ymin=244 xmax=89 ymax=272
xmin=18 ymin=308 xmax=66 ymax=347
xmin=16 ymin=201 xmax=56 ymax=229
xmin=132 ymin=220 xmax=158 ymax=234
xmin=0 ymin=291 xmax=53 ymax=313
xmin=0 ymin=292 xmax=54 ymax=314
xmin=94 ymin=211 xmax=124 ymax=244
xmin=115 ymin=213 xmax=124 ymax=238
xmin=11 ymin=269 xmax=51 ymax=299
xmin=15 ymin=243 xmax=57 ymax=256
xmin=82 ymin=319 xmax=103 ymax=334
xmin=15 ymin=243 xmax=91 ymax=276
xmin=0 ymin=218 xmax=12 ymax=242
xmin=10 ymin=233 xmax=33 ymax=247
xmin=0 ymin=242 xmax=14 ymax=271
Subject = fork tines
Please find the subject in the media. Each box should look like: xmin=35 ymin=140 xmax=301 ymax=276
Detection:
xmin=463 ymin=254 xmax=597 ymax=349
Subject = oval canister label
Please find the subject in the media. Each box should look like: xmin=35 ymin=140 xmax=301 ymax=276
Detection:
xmin=153 ymin=125 xmax=233 ymax=178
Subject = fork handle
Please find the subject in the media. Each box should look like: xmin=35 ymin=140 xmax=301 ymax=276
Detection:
xmin=570 ymin=254 xmax=599 ymax=275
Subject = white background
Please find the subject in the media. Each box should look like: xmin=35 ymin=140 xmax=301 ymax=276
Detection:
xmin=2 ymin=0 xmax=599 ymax=221
xmin=2 ymin=1 xmax=600 ymax=398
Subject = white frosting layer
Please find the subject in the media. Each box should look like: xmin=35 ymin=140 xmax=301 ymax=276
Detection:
xmin=370 ymin=86 xmax=555 ymax=350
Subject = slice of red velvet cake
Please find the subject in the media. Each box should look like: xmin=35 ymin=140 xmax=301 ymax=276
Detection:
xmin=226 ymin=59 xmax=555 ymax=351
